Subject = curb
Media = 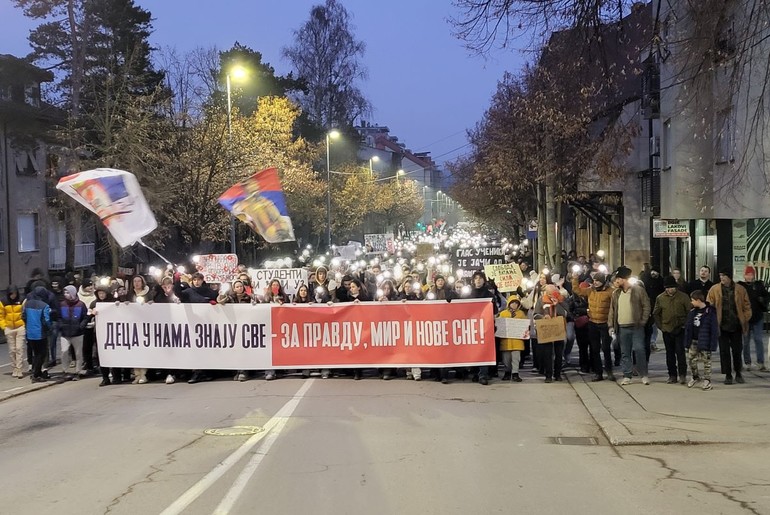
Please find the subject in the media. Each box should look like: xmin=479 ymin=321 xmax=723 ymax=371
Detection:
xmin=566 ymin=370 xmax=770 ymax=446
xmin=0 ymin=375 xmax=71 ymax=403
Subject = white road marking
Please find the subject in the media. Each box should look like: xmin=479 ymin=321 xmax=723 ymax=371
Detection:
xmin=160 ymin=379 xmax=314 ymax=515
xmin=0 ymin=362 xmax=12 ymax=368
xmin=2 ymin=387 xmax=24 ymax=393
xmin=212 ymin=379 xmax=312 ymax=515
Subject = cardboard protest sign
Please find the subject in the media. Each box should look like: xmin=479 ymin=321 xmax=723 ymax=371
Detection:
xmin=198 ymin=254 xmax=238 ymax=283
xmin=535 ymin=316 xmax=567 ymax=343
xmin=484 ymin=263 xmax=523 ymax=292
xmin=494 ymin=317 xmax=530 ymax=339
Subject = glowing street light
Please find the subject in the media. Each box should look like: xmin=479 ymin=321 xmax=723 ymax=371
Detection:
xmin=226 ymin=64 xmax=249 ymax=254
xmin=369 ymin=155 xmax=379 ymax=178
xmin=326 ymin=129 xmax=341 ymax=248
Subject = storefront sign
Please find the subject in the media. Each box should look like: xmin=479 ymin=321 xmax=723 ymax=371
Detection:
xmin=653 ymin=220 xmax=689 ymax=238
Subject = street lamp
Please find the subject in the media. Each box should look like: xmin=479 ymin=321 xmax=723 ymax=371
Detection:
xmin=369 ymin=155 xmax=379 ymax=178
xmin=226 ymin=64 xmax=248 ymax=254
xmin=326 ymin=129 xmax=340 ymax=248
xmin=396 ymin=169 xmax=405 ymax=183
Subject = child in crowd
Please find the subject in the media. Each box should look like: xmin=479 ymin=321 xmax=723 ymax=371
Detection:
xmin=498 ymin=296 xmax=528 ymax=382
xmin=683 ymin=290 xmax=719 ymax=391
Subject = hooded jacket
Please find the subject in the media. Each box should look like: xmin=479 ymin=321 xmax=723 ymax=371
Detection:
xmin=498 ymin=299 xmax=527 ymax=351
xmin=683 ymin=303 xmax=719 ymax=352
xmin=0 ymin=286 xmax=24 ymax=330
xmin=21 ymin=287 xmax=51 ymax=340
xmin=571 ymin=276 xmax=613 ymax=324
xmin=59 ymin=285 xmax=89 ymax=338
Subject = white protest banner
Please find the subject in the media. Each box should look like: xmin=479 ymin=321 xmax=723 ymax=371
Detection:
xmin=95 ymin=299 xmax=495 ymax=369
xmin=494 ymin=317 xmax=530 ymax=339
xmin=249 ymin=268 xmax=308 ymax=295
xmin=198 ymin=254 xmax=239 ymax=283
xmin=364 ymin=233 xmax=395 ymax=254
xmin=96 ymin=303 xmax=273 ymax=369
xmin=484 ymin=263 xmax=523 ymax=292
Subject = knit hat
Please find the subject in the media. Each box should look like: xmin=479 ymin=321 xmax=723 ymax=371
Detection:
xmin=614 ymin=266 xmax=632 ymax=279
xmin=719 ymin=267 xmax=733 ymax=279
xmin=745 ymin=265 xmax=756 ymax=276
xmin=64 ymin=285 xmax=78 ymax=299
xmin=592 ymin=272 xmax=606 ymax=284
xmin=663 ymin=275 xmax=678 ymax=288
xmin=434 ymin=274 xmax=445 ymax=283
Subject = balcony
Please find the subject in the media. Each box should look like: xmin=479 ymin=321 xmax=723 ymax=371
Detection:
xmin=48 ymin=242 xmax=95 ymax=270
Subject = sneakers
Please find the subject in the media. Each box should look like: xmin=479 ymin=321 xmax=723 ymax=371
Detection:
xmin=512 ymin=373 xmax=522 ymax=382
xmin=666 ymin=376 xmax=676 ymax=384
xmin=679 ymin=377 xmax=687 ymax=385
xmin=724 ymin=375 xmax=733 ymax=385
xmin=702 ymin=379 xmax=712 ymax=391
xmin=99 ymin=379 xmax=111 ymax=387
xmin=479 ymin=377 xmax=489 ymax=385
xmin=137 ymin=377 xmax=148 ymax=384
xmin=607 ymin=373 xmax=617 ymax=382
xmin=735 ymin=373 xmax=745 ymax=384
xmin=501 ymin=372 xmax=512 ymax=381
xmin=265 ymin=372 xmax=276 ymax=381
xmin=760 ymin=365 xmax=769 ymax=372
xmin=687 ymin=377 xmax=699 ymax=388
xmin=591 ymin=375 xmax=604 ymax=382
xmin=321 ymin=371 xmax=330 ymax=379
xmin=414 ymin=375 xmax=422 ymax=381
xmin=620 ymin=377 xmax=632 ymax=386
xmin=165 ymin=374 xmax=175 ymax=384
xmin=641 ymin=376 xmax=650 ymax=385
xmin=544 ymin=377 xmax=553 ymax=384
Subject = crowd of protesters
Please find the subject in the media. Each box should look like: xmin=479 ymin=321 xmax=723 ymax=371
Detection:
xmin=2 ymin=236 xmax=768 ymax=391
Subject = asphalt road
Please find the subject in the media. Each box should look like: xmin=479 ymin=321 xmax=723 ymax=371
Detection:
xmin=0 ymin=370 xmax=767 ymax=515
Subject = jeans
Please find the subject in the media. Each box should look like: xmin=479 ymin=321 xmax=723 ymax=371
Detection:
xmin=619 ymin=326 xmax=647 ymax=378
xmin=662 ymin=331 xmax=687 ymax=379
xmin=48 ymin=321 xmax=60 ymax=366
xmin=588 ymin=322 xmax=613 ymax=375
xmin=719 ymin=329 xmax=743 ymax=377
xmin=742 ymin=319 xmax=765 ymax=365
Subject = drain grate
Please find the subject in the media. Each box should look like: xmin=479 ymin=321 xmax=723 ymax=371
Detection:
xmin=549 ymin=436 xmax=599 ymax=446
xmin=204 ymin=425 xmax=265 ymax=437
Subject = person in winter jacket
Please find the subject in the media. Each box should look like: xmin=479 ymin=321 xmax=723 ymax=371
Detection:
xmin=22 ymin=286 xmax=51 ymax=382
xmin=572 ymin=271 xmax=617 ymax=381
xmin=218 ymin=280 xmax=255 ymax=383
xmin=683 ymin=290 xmax=719 ymax=390
xmin=535 ymin=284 xmax=570 ymax=383
xmin=498 ymin=296 xmax=527 ymax=382
xmin=470 ymin=270 xmax=497 ymax=385
xmin=427 ymin=275 xmax=455 ymax=301
xmin=707 ymin=268 xmax=752 ymax=385
xmin=127 ymin=275 xmax=151 ymax=303
xmin=59 ymin=285 xmax=89 ymax=379
xmin=608 ymin=266 xmax=651 ymax=386
xmin=1 ymin=286 xmax=26 ymax=378
xmin=78 ymin=280 xmax=97 ymax=373
xmin=90 ymin=286 xmax=124 ymax=386
xmin=738 ymin=265 xmax=769 ymax=370
xmin=653 ymin=275 xmax=693 ymax=384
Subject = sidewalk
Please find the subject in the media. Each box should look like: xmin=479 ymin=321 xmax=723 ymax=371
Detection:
xmin=0 ymin=344 xmax=75 ymax=402
xmin=568 ymin=346 xmax=770 ymax=445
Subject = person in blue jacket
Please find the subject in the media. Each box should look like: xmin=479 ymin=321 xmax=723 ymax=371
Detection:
xmin=683 ymin=290 xmax=719 ymax=391
xmin=22 ymin=286 xmax=52 ymax=382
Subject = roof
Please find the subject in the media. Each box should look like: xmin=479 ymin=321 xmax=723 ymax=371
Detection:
xmin=0 ymin=54 xmax=54 ymax=83
xmin=374 ymin=133 xmax=436 ymax=171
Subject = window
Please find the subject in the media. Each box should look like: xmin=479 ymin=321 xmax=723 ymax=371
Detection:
xmin=662 ymin=119 xmax=672 ymax=170
xmin=715 ymin=109 xmax=734 ymax=164
xmin=17 ymin=212 xmax=39 ymax=252
xmin=15 ymin=148 xmax=41 ymax=176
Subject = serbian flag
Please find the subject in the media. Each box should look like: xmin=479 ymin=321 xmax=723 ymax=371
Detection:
xmin=56 ymin=168 xmax=157 ymax=248
xmin=218 ymin=167 xmax=296 ymax=243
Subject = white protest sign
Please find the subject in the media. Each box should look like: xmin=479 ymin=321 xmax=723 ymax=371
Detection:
xmin=364 ymin=233 xmax=395 ymax=254
xmin=198 ymin=254 xmax=239 ymax=283
xmin=249 ymin=268 xmax=308 ymax=295
xmin=494 ymin=317 xmax=530 ymax=339
xmin=484 ymin=263 xmax=523 ymax=292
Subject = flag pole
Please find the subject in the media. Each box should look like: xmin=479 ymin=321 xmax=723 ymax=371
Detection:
xmin=137 ymin=239 xmax=173 ymax=265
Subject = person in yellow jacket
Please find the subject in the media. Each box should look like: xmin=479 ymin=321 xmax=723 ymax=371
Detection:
xmin=1 ymin=286 xmax=26 ymax=378
xmin=498 ymin=296 xmax=527 ymax=382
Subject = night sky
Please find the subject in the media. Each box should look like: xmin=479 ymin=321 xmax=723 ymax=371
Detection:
xmin=0 ymin=1 xmax=526 ymax=169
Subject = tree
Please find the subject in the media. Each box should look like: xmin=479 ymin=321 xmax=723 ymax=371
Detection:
xmin=283 ymin=0 xmax=370 ymax=130
xmin=15 ymin=0 xmax=166 ymax=272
